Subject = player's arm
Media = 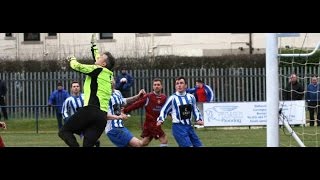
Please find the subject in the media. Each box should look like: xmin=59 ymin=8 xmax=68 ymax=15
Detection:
xmin=123 ymin=94 xmax=148 ymax=114
xmin=205 ymin=85 xmax=215 ymax=102
xmin=157 ymin=96 xmax=173 ymax=124
xmin=123 ymin=89 xmax=146 ymax=106
xmin=91 ymin=44 xmax=100 ymax=62
xmin=90 ymin=33 xmax=100 ymax=62
xmin=68 ymin=57 xmax=101 ymax=74
xmin=190 ymin=95 xmax=203 ymax=122
xmin=105 ymin=113 xmax=128 ymax=120
xmin=61 ymin=99 xmax=70 ymax=120
xmin=186 ymin=87 xmax=195 ymax=94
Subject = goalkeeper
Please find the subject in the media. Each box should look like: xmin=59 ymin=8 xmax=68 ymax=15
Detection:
xmin=58 ymin=34 xmax=116 ymax=147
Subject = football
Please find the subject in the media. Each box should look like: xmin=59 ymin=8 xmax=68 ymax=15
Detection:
xmin=120 ymin=78 xmax=127 ymax=83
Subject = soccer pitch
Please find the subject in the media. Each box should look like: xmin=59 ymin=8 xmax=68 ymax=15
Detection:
xmin=1 ymin=115 xmax=319 ymax=147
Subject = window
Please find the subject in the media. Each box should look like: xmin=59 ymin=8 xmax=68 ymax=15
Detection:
xmin=4 ymin=33 xmax=15 ymax=40
xmin=24 ymin=33 xmax=40 ymax=41
xmin=100 ymin=33 xmax=113 ymax=39
xmin=48 ymin=33 xmax=57 ymax=36
xmin=136 ymin=33 xmax=171 ymax=37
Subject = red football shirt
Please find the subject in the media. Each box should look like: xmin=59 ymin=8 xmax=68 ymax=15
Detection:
xmin=124 ymin=92 xmax=167 ymax=127
xmin=196 ymin=87 xmax=206 ymax=102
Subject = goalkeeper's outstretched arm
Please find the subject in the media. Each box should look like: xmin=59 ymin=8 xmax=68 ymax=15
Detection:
xmin=90 ymin=33 xmax=100 ymax=62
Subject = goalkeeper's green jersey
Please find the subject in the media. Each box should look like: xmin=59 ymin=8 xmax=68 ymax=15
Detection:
xmin=70 ymin=49 xmax=113 ymax=112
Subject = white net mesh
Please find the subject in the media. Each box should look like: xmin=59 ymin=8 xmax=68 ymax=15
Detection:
xmin=278 ymin=33 xmax=320 ymax=147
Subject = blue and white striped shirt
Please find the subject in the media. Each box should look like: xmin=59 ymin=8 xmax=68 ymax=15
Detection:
xmin=157 ymin=92 xmax=202 ymax=125
xmin=105 ymin=90 xmax=126 ymax=133
xmin=61 ymin=94 xmax=84 ymax=120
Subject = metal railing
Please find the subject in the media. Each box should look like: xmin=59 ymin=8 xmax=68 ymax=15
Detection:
xmin=0 ymin=67 xmax=318 ymax=120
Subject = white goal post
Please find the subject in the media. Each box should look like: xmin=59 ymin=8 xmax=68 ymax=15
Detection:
xmin=266 ymin=33 xmax=320 ymax=147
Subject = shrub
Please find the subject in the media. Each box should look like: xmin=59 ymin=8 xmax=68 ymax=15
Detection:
xmin=0 ymin=54 xmax=266 ymax=72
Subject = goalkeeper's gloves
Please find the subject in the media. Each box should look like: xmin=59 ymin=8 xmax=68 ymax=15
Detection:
xmin=66 ymin=56 xmax=76 ymax=62
xmin=91 ymin=44 xmax=98 ymax=51
xmin=91 ymin=33 xmax=97 ymax=45
xmin=91 ymin=33 xmax=98 ymax=51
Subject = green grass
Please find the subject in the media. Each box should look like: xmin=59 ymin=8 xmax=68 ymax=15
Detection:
xmin=1 ymin=115 xmax=320 ymax=147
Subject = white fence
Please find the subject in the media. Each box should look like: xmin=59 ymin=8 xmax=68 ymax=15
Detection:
xmin=0 ymin=67 xmax=317 ymax=119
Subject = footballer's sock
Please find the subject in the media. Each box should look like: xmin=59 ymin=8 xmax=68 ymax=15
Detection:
xmin=160 ymin=144 xmax=168 ymax=147
xmin=79 ymin=133 xmax=84 ymax=139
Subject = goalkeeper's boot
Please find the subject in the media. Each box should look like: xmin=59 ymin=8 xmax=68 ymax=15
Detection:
xmin=94 ymin=140 xmax=100 ymax=147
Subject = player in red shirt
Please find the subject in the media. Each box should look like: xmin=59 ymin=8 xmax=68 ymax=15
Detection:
xmin=124 ymin=78 xmax=168 ymax=147
xmin=0 ymin=121 xmax=6 ymax=147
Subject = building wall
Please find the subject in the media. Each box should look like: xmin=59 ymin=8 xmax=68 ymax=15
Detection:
xmin=1 ymin=33 xmax=320 ymax=60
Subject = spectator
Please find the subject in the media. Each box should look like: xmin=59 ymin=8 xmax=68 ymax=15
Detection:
xmin=306 ymin=75 xmax=320 ymax=126
xmin=48 ymin=82 xmax=70 ymax=130
xmin=282 ymin=73 xmax=304 ymax=101
xmin=0 ymin=80 xmax=8 ymax=121
xmin=187 ymin=79 xmax=214 ymax=118
xmin=282 ymin=73 xmax=304 ymax=127
xmin=115 ymin=66 xmax=134 ymax=98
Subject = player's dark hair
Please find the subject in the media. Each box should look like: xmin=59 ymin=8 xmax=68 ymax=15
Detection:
xmin=103 ymin=51 xmax=115 ymax=71
xmin=153 ymin=78 xmax=162 ymax=84
xmin=71 ymin=80 xmax=80 ymax=87
xmin=176 ymin=76 xmax=187 ymax=84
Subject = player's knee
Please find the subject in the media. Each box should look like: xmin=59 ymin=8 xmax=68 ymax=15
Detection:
xmin=129 ymin=137 xmax=143 ymax=147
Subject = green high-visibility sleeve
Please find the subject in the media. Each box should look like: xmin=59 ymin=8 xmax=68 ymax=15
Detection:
xmin=70 ymin=59 xmax=113 ymax=112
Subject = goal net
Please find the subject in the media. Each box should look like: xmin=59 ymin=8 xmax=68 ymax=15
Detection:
xmin=278 ymin=33 xmax=320 ymax=147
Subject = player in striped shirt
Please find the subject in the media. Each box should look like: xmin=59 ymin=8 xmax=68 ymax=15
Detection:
xmin=62 ymin=81 xmax=84 ymax=123
xmin=105 ymin=79 xmax=146 ymax=147
xmin=157 ymin=76 xmax=204 ymax=147
xmin=61 ymin=81 xmax=101 ymax=147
